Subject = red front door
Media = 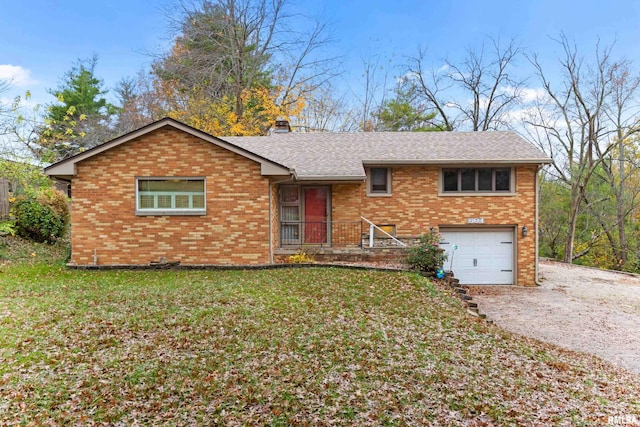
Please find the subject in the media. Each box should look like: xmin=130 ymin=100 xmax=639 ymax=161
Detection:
xmin=304 ymin=188 xmax=328 ymax=244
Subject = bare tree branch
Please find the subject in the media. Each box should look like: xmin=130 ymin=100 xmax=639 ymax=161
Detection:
xmin=405 ymin=36 xmax=524 ymax=131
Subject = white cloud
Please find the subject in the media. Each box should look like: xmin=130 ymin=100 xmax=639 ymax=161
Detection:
xmin=520 ymin=87 xmax=547 ymax=103
xmin=436 ymin=64 xmax=449 ymax=74
xmin=0 ymin=64 xmax=37 ymax=86
xmin=500 ymin=85 xmax=547 ymax=103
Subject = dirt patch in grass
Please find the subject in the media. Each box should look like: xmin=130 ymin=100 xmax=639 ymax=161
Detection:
xmin=0 ymin=235 xmax=69 ymax=265
xmin=0 ymin=265 xmax=638 ymax=425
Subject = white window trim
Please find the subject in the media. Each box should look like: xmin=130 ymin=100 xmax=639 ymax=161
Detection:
xmin=438 ymin=167 xmax=515 ymax=196
xmin=135 ymin=177 xmax=206 ymax=216
xmin=366 ymin=167 xmax=392 ymax=197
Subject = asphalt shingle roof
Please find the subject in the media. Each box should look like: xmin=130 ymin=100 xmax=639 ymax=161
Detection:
xmin=223 ymin=131 xmax=551 ymax=180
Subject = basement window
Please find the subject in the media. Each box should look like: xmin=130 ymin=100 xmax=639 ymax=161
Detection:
xmin=136 ymin=178 xmax=206 ymax=215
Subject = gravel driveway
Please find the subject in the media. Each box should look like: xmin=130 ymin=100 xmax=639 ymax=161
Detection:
xmin=467 ymin=260 xmax=640 ymax=375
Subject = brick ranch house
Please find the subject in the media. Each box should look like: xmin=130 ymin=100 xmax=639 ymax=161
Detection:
xmin=45 ymin=117 xmax=551 ymax=286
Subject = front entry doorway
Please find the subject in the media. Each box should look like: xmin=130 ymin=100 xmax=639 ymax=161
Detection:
xmin=280 ymin=186 xmax=330 ymax=246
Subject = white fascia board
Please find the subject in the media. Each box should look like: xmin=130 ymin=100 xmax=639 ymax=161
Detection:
xmin=260 ymin=163 xmax=293 ymax=176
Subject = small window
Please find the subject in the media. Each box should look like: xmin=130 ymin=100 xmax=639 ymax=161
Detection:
xmin=367 ymin=167 xmax=391 ymax=196
xmin=441 ymin=168 xmax=512 ymax=193
xmin=136 ymin=178 xmax=205 ymax=215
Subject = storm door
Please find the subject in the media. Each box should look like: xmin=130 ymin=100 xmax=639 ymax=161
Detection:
xmin=279 ymin=186 xmax=330 ymax=246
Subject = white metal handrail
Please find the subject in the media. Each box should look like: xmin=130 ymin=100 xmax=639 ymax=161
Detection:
xmin=360 ymin=216 xmax=407 ymax=248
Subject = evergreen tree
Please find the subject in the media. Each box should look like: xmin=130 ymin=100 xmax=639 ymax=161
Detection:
xmin=39 ymin=56 xmax=118 ymax=161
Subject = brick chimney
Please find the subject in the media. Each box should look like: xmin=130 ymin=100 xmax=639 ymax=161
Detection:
xmin=274 ymin=119 xmax=291 ymax=133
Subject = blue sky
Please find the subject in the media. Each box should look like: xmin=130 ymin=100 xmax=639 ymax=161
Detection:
xmin=2 ymin=0 xmax=640 ymax=107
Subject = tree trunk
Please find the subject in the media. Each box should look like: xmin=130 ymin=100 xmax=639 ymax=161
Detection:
xmin=563 ymin=185 xmax=582 ymax=263
xmin=616 ymin=137 xmax=628 ymax=269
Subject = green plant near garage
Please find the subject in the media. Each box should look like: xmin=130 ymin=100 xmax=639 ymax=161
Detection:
xmin=406 ymin=229 xmax=447 ymax=273
xmin=12 ymin=188 xmax=69 ymax=243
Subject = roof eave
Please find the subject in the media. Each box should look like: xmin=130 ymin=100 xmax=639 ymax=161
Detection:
xmin=44 ymin=118 xmax=292 ymax=178
xmin=362 ymin=158 xmax=553 ymax=165
xmin=295 ymin=175 xmax=366 ymax=182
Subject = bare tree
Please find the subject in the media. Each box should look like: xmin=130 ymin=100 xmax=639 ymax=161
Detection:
xmin=293 ymin=82 xmax=358 ymax=132
xmin=0 ymin=94 xmax=45 ymax=161
xmin=406 ymin=47 xmax=455 ymax=131
xmin=156 ymin=0 xmax=339 ymax=123
xmin=352 ymin=51 xmax=391 ymax=132
xmin=273 ymin=14 xmax=341 ymax=113
xmin=590 ymin=60 xmax=640 ymax=267
xmin=406 ymin=37 xmax=525 ymax=131
xmin=0 ymin=78 xmax=10 ymax=115
xmin=0 ymin=79 xmax=15 ymax=145
xmin=524 ymin=35 xmax=640 ymax=263
xmin=112 ymin=74 xmax=164 ymax=136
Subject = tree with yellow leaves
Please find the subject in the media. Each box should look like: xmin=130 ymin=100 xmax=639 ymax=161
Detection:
xmin=149 ymin=0 xmax=335 ymax=135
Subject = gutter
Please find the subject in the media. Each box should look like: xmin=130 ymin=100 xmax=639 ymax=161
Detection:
xmin=362 ymin=159 xmax=553 ymax=166
xmin=294 ymin=175 xmax=365 ymax=182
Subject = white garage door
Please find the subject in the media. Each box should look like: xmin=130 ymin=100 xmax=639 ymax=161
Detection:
xmin=439 ymin=229 xmax=514 ymax=285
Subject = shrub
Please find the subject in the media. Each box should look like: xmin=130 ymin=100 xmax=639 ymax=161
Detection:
xmin=12 ymin=188 xmax=69 ymax=243
xmin=287 ymin=251 xmax=315 ymax=264
xmin=406 ymin=230 xmax=447 ymax=273
xmin=0 ymin=221 xmax=16 ymax=236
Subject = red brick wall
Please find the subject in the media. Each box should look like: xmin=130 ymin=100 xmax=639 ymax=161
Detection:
xmin=71 ymin=127 xmax=539 ymax=285
xmin=330 ymin=165 xmax=539 ymax=286
xmin=70 ymin=127 xmax=271 ymax=266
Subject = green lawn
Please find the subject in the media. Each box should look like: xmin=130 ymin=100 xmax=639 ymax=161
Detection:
xmin=0 ymin=262 xmax=638 ymax=425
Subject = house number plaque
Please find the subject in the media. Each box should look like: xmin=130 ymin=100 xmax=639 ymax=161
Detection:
xmin=467 ymin=217 xmax=485 ymax=224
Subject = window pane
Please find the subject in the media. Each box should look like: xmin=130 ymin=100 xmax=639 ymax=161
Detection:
xmin=139 ymin=179 xmax=203 ymax=192
xmin=192 ymin=195 xmax=205 ymax=208
xmin=175 ymin=194 xmax=189 ymax=208
xmin=370 ymin=168 xmax=388 ymax=192
xmin=495 ymin=169 xmax=510 ymax=191
xmin=138 ymin=179 xmax=205 ymax=211
xmin=477 ymin=168 xmax=492 ymax=191
xmin=281 ymin=186 xmax=299 ymax=203
xmin=282 ymin=224 xmax=300 ymax=241
xmin=461 ymin=169 xmax=476 ymax=191
xmin=140 ymin=194 xmax=154 ymax=209
xmin=157 ymin=195 xmax=172 ymax=208
xmin=281 ymin=206 xmax=299 ymax=221
xmin=443 ymin=170 xmax=458 ymax=192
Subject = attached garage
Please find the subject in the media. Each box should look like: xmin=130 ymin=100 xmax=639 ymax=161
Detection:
xmin=439 ymin=228 xmax=515 ymax=285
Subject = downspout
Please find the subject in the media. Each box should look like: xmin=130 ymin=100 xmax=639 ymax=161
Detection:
xmin=269 ymin=175 xmax=295 ymax=264
xmin=535 ymin=165 xmax=541 ymax=286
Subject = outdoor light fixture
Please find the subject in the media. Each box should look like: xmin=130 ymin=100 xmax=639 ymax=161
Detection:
xmin=522 ymin=225 xmax=528 ymax=237
xmin=430 ymin=226 xmax=435 ymax=232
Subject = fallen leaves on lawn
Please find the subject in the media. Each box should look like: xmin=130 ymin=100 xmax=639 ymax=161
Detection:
xmin=0 ymin=265 xmax=638 ymax=425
